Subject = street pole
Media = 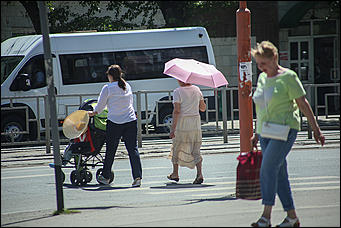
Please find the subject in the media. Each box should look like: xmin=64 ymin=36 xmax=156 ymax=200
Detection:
xmin=38 ymin=1 xmax=64 ymax=212
xmin=236 ymin=1 xmax=253 ymax=153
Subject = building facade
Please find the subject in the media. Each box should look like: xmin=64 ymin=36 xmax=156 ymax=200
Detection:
xmin=1 ymin=1 xmax=339 ymax=113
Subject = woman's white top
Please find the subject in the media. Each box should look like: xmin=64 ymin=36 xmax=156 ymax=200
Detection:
xmin=173 ymin=85 xmax=203 ymax=116
xmin=94 ymin=81 xmax=136 ymax=124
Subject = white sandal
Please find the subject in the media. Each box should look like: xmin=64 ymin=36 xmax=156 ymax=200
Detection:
xmin=276 ymin=216 xmax=300 ymax=227
xmin=251 ymin=216 xmax=271 ymax=227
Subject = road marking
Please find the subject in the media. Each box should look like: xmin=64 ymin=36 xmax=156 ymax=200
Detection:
xmin=147 ymin=186 xmax=236 ymax=194
xmin=290 ymin=176 xmax=340 ymax=180
xmin=112 ymin=167 xmax=169 ymax=172
xmin=1 ymin=166 xmax=169 ymax=179
xmin=1 ymin=174 xmax=54 ymax=180
xmin=0 ymin=166 xmax=52 ymax=172
xmin=191 ymin=192 xmax=236 ymax=197
xmin=144 ymin=179 xmax=340 ymax=195
xmin=290 ymin=181 xmax=340 ymax=186
xmin=146 ymin=182 xmax=340 ymax=195
xmin=190 ymin=185 xmax=340 ymax=197
xmin=191 ymin=186 xmax=341 ymax=197
xmin=292 ymin=186 xmax=340 ymax=191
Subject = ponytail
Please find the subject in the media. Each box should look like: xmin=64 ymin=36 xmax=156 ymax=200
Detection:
xmin=118 ymin=77 xmax=126 ymax=91
xmin=106 ymin=65 xmax=126 ymax=91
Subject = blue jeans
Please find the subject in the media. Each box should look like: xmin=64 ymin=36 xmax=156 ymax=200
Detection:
xmin=258 ymin=129 xmax=298 ymax=211
xmin=102 ymin=120 xmax=142 ymax=180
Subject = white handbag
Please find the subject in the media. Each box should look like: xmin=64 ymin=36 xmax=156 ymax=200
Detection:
xmin=260 ymin=98 xmax=291 ymax=141
xmin=261 ymin=122 xmax=290 ymax=141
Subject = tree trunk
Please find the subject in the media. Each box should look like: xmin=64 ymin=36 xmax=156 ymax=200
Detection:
xmin=19 ymin=1 xmax=41 ymax=34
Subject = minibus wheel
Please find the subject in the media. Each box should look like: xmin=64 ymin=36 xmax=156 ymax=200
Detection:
xmin=1 ymin=116 xmax=26 ymax=142
xmin=155 ymin=109 xmax=173 ymax=133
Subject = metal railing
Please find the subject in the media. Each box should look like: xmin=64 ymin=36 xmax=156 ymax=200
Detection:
xmin=302 ymin=83 xmax=340 ymax=138
xmin=1 ymin=83 xmax=339 ymax=150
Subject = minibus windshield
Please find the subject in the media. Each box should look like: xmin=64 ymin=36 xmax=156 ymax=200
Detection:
xmin=1 ymin=56 xmax=24 ymax=84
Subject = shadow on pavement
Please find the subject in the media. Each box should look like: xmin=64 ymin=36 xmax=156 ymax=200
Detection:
xmin=62 ymin=183 xmax=131 ymax=191
xmin=1 ymin=214 xmax=53 ymax=227
xmin=150 ymin=182 xmax=215 ymax=189
xmin=68 ymin=205 xmax=134 ymax=210
xmin=185 ymin=193 xmax=239 ymax=205
xmin=1 ymin=204 xmax=135 ymax=227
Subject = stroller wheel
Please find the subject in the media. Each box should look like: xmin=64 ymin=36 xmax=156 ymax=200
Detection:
xmin=70 ymin=170 xmax=81 ymax=186
xmin=85 ymin=170 xmax=92 ymax=183
xmin=96 ymin=168 xmax=114 ymax=184
xmin=70 ymin=170 xmax=87 ymax=186
xmin=79 ymin=170 xmax=89 ymax=186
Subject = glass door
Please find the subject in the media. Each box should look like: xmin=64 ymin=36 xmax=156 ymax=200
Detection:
xmin=313 ymin=36 xmax=339 ymax=115
xmin=288 ymin=38 xmax=313 ymax=83
xmin=314 ymin=37 xmax=338 ymax=84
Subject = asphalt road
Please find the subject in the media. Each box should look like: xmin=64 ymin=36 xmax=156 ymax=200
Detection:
xmin=1 ymin=147 xmax=340 ymax=227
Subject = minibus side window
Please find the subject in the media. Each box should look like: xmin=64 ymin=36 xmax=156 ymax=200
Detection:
xmin=115 ymin=46 xmax=209 ymax=81
xmin=60 ymin=53 xmax=115 ymax=85
xmin=10 ymin=55 xmax=46 ymax=91
xmin=59 ymin=46 xmax=208 ymax=85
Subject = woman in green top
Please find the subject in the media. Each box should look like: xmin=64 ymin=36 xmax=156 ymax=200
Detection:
xmin=250 ymin=41 xmax=325 ymax=227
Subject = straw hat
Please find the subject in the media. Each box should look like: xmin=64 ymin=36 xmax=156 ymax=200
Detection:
xmin=62 ymin=110 xmax=89 ymax=139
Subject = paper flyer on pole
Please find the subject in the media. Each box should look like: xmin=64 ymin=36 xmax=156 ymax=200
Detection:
xmin=239 ymin=62 xmax=252 ymax=82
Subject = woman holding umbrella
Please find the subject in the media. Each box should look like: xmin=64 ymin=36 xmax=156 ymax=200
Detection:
xmin=167 ymin=79 xmax=207 ymax=184
xmin=163 ymin=58 xmax=228 ymax=184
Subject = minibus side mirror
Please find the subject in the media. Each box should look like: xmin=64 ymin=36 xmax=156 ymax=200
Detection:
xmin=16 ymin=73 xmax=32 ymax=91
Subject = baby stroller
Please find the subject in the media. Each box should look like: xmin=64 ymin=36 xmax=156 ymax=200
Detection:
xmin=50 ymin=99 xmax=114 ymax=186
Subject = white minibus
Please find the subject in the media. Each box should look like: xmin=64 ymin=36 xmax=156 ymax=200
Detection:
xmin=1 ymin=27 xmax=216 ymax=142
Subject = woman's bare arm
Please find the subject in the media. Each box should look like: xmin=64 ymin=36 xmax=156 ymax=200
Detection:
xmin=199 ymin=99 xmax=206 ymax=112
xmin=295 ymin=96 xmax=325 ymax=146
xmin=170 ymin=102 xmax=181 ymax=138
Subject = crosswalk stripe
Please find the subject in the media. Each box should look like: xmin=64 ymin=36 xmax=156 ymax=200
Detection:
xmin=290 ymin=176 xmax=339 ymax=180
xmin=2 ymin=174 xmax=54 ymax=180
xmin=290 ymin=181 xmax=340 ymax=186
xmin=145 ymin=180 xmax=340 ymax=195
xmin=147 ymin=186 xmax=236 ymax=194
xmin=292 ymin=186 xmax=340 ymax=191
xmin=191 ymin=185 xmax=340 ymax=197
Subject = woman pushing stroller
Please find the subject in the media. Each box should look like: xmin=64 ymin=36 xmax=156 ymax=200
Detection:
xmin=88 ymin=64 xmax=143 ymax=187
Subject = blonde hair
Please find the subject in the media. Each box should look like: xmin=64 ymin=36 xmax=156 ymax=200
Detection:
xmin=178 ymin=80 xmax=191 ymax=87
xmin=251 ymin=41 xmax=278 ymax=59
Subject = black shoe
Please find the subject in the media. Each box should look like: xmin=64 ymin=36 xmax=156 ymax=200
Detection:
xmin=193 ymin=177 xmax=204 ymax=184
xmin=167 ymin=174 xmax=179 ymax=182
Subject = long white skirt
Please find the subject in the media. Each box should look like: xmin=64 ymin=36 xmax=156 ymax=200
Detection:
xmin=168 ymin=115 xmax=202 ymax=169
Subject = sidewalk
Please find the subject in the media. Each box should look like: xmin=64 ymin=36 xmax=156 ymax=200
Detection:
xmin=1 ymin=129 xmax=340 ymax=168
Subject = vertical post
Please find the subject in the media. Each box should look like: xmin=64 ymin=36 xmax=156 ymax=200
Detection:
xmin=38 ymin=1 xmax=64 ymax=212
xmin=236 ymin=1 xmax=253 ymax=153
xmin=44 ymin=95 xmax=51 ymax=153
xmin=136 ymin=91 xmax=142 ymax=148
xmin=221 ymin=87 xmax=228 ymax=143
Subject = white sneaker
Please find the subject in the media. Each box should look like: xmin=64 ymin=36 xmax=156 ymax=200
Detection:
xmin=276 ymin=216 xmax=300 ymax=227
xmin=98 ymin=174 xmax=110 ymax=185
xmin=251 ymin=216 xmax=271 ymax=227
xmin=132 ymin=177 xmax=141 ymax=187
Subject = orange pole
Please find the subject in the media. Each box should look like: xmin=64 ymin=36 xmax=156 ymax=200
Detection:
xmin=236 ymin=1 xmax=253 ymax=153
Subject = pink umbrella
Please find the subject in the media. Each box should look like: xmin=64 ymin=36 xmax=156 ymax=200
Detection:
xmin=163 ymin=58 xmax=228 ymax=88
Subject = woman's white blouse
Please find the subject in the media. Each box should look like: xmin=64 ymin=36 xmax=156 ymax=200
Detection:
xmin=94 ymin=81 xmax=136 ymax=124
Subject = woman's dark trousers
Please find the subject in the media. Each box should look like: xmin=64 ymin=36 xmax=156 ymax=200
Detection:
xmin=102 ymin=120 xmax=142 ymax=180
